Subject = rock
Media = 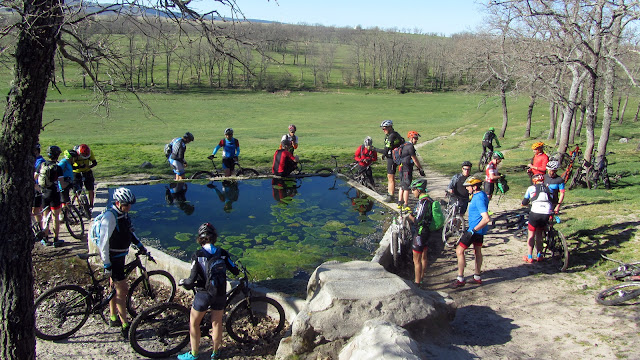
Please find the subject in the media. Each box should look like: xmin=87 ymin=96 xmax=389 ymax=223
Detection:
xmin=140 ymin=161 xmax=153 ymax=168
xmin=277 ymin=261 xmax=455 ymax=359
xmin=149 ymin=175 xmax=160 ymax=180
xmin=619 ymin=138 xmax=628 ymax=143
xmin=339 ymin=319 xmax=421 ymax=360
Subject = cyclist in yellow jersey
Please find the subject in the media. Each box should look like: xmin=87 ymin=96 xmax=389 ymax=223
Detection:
xmin=73 ymin=144 xmax=98 ymax=208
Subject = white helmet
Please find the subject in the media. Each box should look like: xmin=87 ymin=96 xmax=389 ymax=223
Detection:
xmin=380 ymin=120 xmax=393 ymax=128
xmin=113 ymin=187 xmax=136 ymax=205
xmin=546 ymin=160 xmax=559 ymax=171
xmin=364 ymin=136 xmax=373 ymax=147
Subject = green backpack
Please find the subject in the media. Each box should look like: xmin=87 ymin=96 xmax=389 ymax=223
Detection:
xmin=429 ymin=199 xmax=445 ymax=231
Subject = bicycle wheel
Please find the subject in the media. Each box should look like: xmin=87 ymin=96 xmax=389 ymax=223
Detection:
xmin=315 ymin=168 xmax=333 ymax=177
xmin=127 ymin=270 xmax=177 ymax=318
xmin=190 ymin=171 xmax=214 ymax=180
xmin=237 ymin=168 xmax=259 ymax=177
xmin=477 ymin=154 xmax=485 ymax=172
xmin=34 ymin=284 xmax=91 ymax=340
xmin=391 ymin=232 xmax=400 ymax=268
xmin=605 ymin=266 xmax=640 ymax=281
xmin=225 ymin=296 xmax=286 ymax=344
xmin=568 ymin=170 xmax=583 ymax=190
xmin=64 ymin=205 xmax=85 ymax=239
xmin=595 ymin=282 xmax=640 ymax=306
xmin=443 ymin=215 xmax=465 ymax=248
xmin=79 ymin=194 xmax=92 ymax=219
xmin=545 ymin=229 xmax=569 ymax=272
xmin=129 ymin=302 xmax=190 ymax=358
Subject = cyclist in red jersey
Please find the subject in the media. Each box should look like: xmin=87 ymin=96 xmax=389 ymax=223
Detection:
xmin=272 ymin=139 xmax=298 ymax=177
xmin=527 ymin=142 xmax=549 ymax=179
xmin=484 ymin=151 xmax=504 ymax=201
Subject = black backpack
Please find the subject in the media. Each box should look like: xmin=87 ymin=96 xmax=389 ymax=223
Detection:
xmin=204 ymin=253 xmax=227 ymax=297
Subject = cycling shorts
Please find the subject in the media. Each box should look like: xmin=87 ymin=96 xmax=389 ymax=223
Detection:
xmin=74 ymin=170 xmax=95 ymax=191
xmin=412 ymin=232 xmax=432 ymax=253
xmin=386 ymin=157 xmax=398 ymax=175
xmin=33 ymin=192 xmax=42 ymax=208
xmin=192 ymin=290 xmax=226 ymax=312
xmin=109 ymin=255 xmax=127 ymax=282
xmin=482 ymin=141 xmax=494 ymax=152
xmin=458 ymin=232 xmax=483 ymax=249
xmin=399 ymin=165 xmax=413 ymax=190
xmin=484 ymin=182 xmax=495 ymax=196
xmin=527 ymin=212 xmax=549 ymax=231
xmin=60 ymin=185 xmax=72 ymax=204
xmin=42 ymin=189 xmax=62 ymax=210
xmin=169 ymin=159 xmax=185 ymax=176
xmin=221 ymin=157 xmax=236 ymax=171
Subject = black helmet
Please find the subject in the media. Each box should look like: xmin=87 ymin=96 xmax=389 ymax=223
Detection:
xmin=47 ymin=145 xmax=62 ymax=159
xmin=461 ymin=161 xmax=472 ymax=168
xmin=198 ymin=222 xmax=218 ymax=241
xmin=184 ymin=132 xmax=194 ymax=142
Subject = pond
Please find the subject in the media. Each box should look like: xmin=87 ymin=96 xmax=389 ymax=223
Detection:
xmin=108 ymin=176 xmax=391 ymax=280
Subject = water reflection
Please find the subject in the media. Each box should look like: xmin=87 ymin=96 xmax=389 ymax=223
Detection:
xmin=165 ymin=182 xmax=194 ymax=215
xmin=272 ymin=177 xmax=300 ymax=204
xmin=349 ymin=189 xmax=374 ymax=220
xmin=208 ymin=180 xmax=239 ymax=212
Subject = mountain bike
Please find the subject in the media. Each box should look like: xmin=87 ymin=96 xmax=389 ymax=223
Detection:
xmin=34 ymin=251 xmax=176 ymax=341
xmin=478 ymin=149 xmax=493 ymax=172
xmin=33 ymin=203 xmax=85 ymax=243
xmin=128 ymin=262 xmax=286 ymax=358
xmin=596 ymin=282 xmax=640 ymax=305
xmin=559 ymin=145 xmax=581 ymax=182
xmin=316 ymin=155 xmax=376 ymax=189
xmin=601 ymin=255 xmax=640 ymax=281
xmin=587 ymin=155 xmax=611 ymax=189
xmin=442 ymin=194 xmax=466 ymax=248
xmin=540 ymin=215 xmax=569 ymax=272
xmin=191 ymin=155 xmax=259 ymax=179
xmin=390 ymin=203 xmax=412 ymax=269
xmin=568 ymin=158 xmax=592 ymax=189
xmin=71 ymin=187 xmax=92 ymax=220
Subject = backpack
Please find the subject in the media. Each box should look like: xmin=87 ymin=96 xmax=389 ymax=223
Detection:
xmin=164 ymin=138 xmax=180 ymax=158
xmin=531 ymin=183 xmax=551 ymax=204
xmin=497 ymin=177 xmax=509 ymax=194
xmin=429 ymin=200 xmax=445 ymax=231
xmin=90 ymin=208 xmax=118 ymax=246
xmin=205 ymin=252 xmax=227 ymax=297
xmin=392 ymin=142 xmax=410 ymax=165
xmin=37 ymin=161 xmax=58 ymax=188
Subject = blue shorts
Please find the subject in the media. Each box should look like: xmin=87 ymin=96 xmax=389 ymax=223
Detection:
xmin=192 ymin=290 xmax=226 ymax=312
xmin=169 ymin=159 xmax=185 ymax=176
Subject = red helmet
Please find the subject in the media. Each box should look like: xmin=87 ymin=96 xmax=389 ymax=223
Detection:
xmin=77 ymin=144 xmax=91 ymax=158
xmin=288 ymin=124 xmax=297 ymax=132
xmin=532 ymin=174 xmax=544 ymax=184
xmin=407 ymin=131 xmax=421 ymax=139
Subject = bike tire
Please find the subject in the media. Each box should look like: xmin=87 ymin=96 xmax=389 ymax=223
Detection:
xmin=225 ymin=296 xmax=286 ymax=344
xmin=568 ymin=170 xmax=583 ymax=190
xmin=605 ymin=266 xmax=640 ymax=281
xmin=79 ymin=194 xmax=92 ymax=219
xmin=315 ymin=168 xmax=333 ymax=177
xmin=477 ymin=155 xmax=485 ymax=172
xmin=129 ymin=302 xmax=191 ymax=358
xmin=546 ymin=229 xmax=569 ymax=272
xmin=391 ymin=232 xmax=400 ymax=268
xmin=443 ymin=215 xmax=465 ymax=248
xmin=34 ymin=284 xmax=91 ymax=340
xmin=237 ymin=168 xmax=259 ymax=177
xmin=127 ymin=270 xmax=177 ymax=318
xmin=190 ymin=171 xmax=215 ymax=180
xmin=64 ymin=205 xmax=85 ymax=240
xmin=595 ymin=282 xmax=640 ymax=306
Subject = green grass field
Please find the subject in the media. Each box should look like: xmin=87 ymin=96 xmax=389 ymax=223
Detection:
xmin=29 ymin=88 xmax=640 ymax=285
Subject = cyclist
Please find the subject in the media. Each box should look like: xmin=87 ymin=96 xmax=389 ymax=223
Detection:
xmin=406 ymin=179 xmax=434 ymax=285
xmin=543 ymin=160 xmax=565 ymax=214
xmin=58 ymin=149 xmax=78 ymax=206
xmin=354 ymin=136 xmax=378 ymax=187
xmin=32 ymin=143 xmax=45 ymax=225
xmin=73 ymin=143 xmax=98 ymax=208
xmin=211 ymin=128 xmax=240 ymax=177
xmin=272 ymin=138 xmax=299 ymax=177
xmin=371 ymin=120 xmax=404 ymax=202
xmin=166 ymin=182 xmax=195 ymax=215
xmin=178 ymin=222 xmax=240 ymax=360
xmin=527 ymin=142 xmax=549 ymax=179
xmin=279 ymin=124 xmax=298 ymax=154
xmin=397 ymin=131 xmax=426 ymax=211
xmin=447 ymin=161 xmax=472 ymax=215
xmin=452 ymin=176 xmax=490 ymax=288
xmin=521 ymin=174 xmax=553 ymax=263
xmin=168 ymin=132 xmax=195 ymax=181
xmin=95 ymin=187 xmax=147 ymax=339
xmin=481 ymin=127 xmax=501 ymax=155
xmin=211 ymin=180 xmax=239 ymax=213
xmin=36 ymin=146 xmax=64 ymax=247
xmin=484 ymin=151 xmax=504 ymax=201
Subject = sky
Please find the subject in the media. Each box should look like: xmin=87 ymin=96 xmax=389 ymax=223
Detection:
xmin=194 ymin=0 xmax=486 ymax=36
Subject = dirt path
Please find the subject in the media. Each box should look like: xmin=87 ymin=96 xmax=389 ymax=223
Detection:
xmin=34 ymin=159 xmax=639 ymax=359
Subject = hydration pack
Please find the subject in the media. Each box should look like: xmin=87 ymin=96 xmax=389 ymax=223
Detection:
xmin=37 ymin=161 xmax=58 ymax=188
xmin=205 ymin=253 xmax=227 ymax=297
xmin=392 ymin=142 xmax=410 ymax=165
xmin=90 ymin=208 xmax=118 ymax=246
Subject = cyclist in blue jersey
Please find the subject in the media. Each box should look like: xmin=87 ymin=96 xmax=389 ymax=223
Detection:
xmin=543 ymin=160 xmax=565 ymax=214
xmin=58 ymin=149 xmax=78 ymax=205
xmin=453 ymin=176 xmax=490 ymax=288
xmin=212 ymin=128 xmax=240 ymax=177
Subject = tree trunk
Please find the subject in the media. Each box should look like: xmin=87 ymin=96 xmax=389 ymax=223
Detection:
xmin=1 ymin=1 xmax=62 ymax=359
xmin=633 ymin=101 xmax=640 ymax=122
xmin=618 ymin=94 xmax=629 ymax=124
xmin=557 ymin=66 xmax=587 ymax=155
xmin=499 ymin=82 xmax=508 ymax=138
xmin=548 ymin=102 xmax=556 ymax=140
xmin=525 ymin=94 xmax=535 ymax=138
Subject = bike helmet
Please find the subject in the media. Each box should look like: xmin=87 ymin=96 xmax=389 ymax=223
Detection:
xmin=546 ymin=160 xmax=559 ymax=171
xmin=224 ymin=128 xmax=233 ymax=136
xmin=77 ymin=144 xmax=91 ymax=158
xmin=461 ymin=161 xmax=473 ymax=168
xmin=489 ymin=127 xmax=495 ymax=132
xmin=364 ymin=136 xmax=373 ymax=147
xmin=184 ymin=132 xmax=194 ymax=142
xmin=410 ymin=179 xmax=427 ymax=192
xmin=407 ymin=131 xmax=421 ymax=139
xmin=531 ymin=142 xmax=545 ymax=150
xmin=113 ymin=187 xmax=136 ymax=205
xmin=463 ymin=176 xmax=483 ymax=187
xmin=380 ymin=120 xmax=393 ymax=128
xmin=281 ymin=138 xmax=292 ymax=147
xmin=64 ymin=149 xmax=78 ymax=159
xmin=532 ymin=174 xmax=544 ymax=184
xmin=288 ymin=124 xmax=297 ymax=132
xmin=47 ymin=145 xmax=62 ymax=159
xmin=198 ymin=222 xmax=218 ymax=241
xmin=493 ymin=151 xmax=504 ymax=159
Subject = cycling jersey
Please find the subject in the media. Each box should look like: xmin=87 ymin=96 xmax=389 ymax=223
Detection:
xmin=95 ymin=205 xmax=143 ymax=266
xmin=482 ymin=131 xmax=500 ymax=146
xmin=73 ymin=150 xmax=97 ymax=173
xmin=213 ymin=138 xmax=240 ymax=159
xmin=448 ymin=173 xmax=470 ymax=200
xmin=522 ymin=183 xmax=552 ymax=215
xmin=58 ymin=158 xmax=74 ymax=182
xmin=543 ymin=174 xmax=565 ymax=205
xmin=468 ymin=191 xmax=489 ymax=235
xmin=354 ymin=145 xmax=377 ymax=167
xmin=530 ymin=153 xmax=549 ymax=176
xmin=272 ymin=149 xmax=297 ymax=176
xmin=169 ymin=138 xmax=187 ymax=164
xmin=279 ymin=134 xmax=298 ymax=153
xmin=412 ymin=194 xmax=433 ymax=236
xmin=383 ymin=131 xmax=404 ymax=156
xmin=485 ymin=162 xmax=499 ymax=183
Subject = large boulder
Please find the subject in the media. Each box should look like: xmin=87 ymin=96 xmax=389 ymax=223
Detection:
xmin=339 ymin=319 xmax=422 ymax=360
xmin=277 ymin=261 xmax=455 ymax=359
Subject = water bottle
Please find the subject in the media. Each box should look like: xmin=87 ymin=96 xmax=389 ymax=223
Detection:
xmin=554 ymin=215 xmax=561 ymax=224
